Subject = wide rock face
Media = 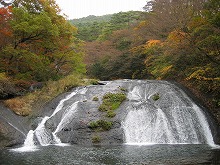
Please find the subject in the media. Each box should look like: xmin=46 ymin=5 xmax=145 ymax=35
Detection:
xmin=30 ymin=80 xmax=219 ymax=146
xmin=1 ymin=80 xmax=218 ymax=148
xmin=44 ymin=80 xmax=128 ymax=145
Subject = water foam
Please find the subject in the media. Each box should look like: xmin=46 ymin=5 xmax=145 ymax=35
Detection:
xmin=123 ymin=82 xmax=215 ymax=146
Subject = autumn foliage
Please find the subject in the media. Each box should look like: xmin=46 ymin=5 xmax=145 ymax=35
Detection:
xmin=0 ymin=0 xmax=85 ymax=84
xmin=73 ymin=0 xmax=219 ymax=120
xmin=1 ymin=0 xmax=219 ymax=120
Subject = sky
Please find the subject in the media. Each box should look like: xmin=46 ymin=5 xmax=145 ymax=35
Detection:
xmin=55 ymin=0 xmax=147 ymax=19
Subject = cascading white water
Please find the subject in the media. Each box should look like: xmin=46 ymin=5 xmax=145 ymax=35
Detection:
xmin=192 ymin=104 xmax=215 ymax=145
xmin=122 ymin=82 xmax=215 ymax=146
xmin=11 ymin=130 xmax=37 ymax=152
xmin=16 ymin=80 xmax=216 ymax=152
xmin=23 ymin=87 xmax=87 ymax=147
xmin=34 ymin=116 xmax=53 ymax=145
xmin=24 ymin=130 xmax=35 ymax=147
xmin=53 ymin=102 xmax=79 ymax=135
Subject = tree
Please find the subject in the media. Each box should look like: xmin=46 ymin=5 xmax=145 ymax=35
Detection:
xmin=0 ymin=0 xmax=85 ymax=81
xmin=0 ymin=6 xmax=12 ymax=50
xmin=143 ymin=0 xmax=207 ymax=38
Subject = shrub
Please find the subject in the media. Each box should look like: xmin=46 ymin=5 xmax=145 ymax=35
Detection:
xmin=92 ymin=96 xmax=99 ymax=101
xmin=152 ymin=93 xmax=160 ymax=101
xmin=110 ymin=102 xmax=121 ymax=110
xmin=64 ymin=84 xmax=78 ymax=92
xmin=119 ymin=87 xmax=127 ymax=92
xmin=90 ymin=79 xmax=99 ymax=85
xmin=0 ymin=73 xmax=19 ymax=99
xmin=89 ymin=121 xmax=99 ymax=129
xmin=4 ymin=98 xmax=31 ymax=116
xmin=103 ymin=92 xmax=126 ymax=103
xmin=92 ymin=135 xmax=101 ymax=143
xmin=3 ymin=73 xmax=93 ymax=116
xmin=88 ymin=120 xmax=113 ymax=131
xmin=97 ymin=120 xmax=113 ymax=131
xmin=106 ymin=110 xmax=116 ymax=118
xmin=99 ymin=92 xmax=126 ymax=112
xmin=98 ymin=104 xmax=109 ymax=112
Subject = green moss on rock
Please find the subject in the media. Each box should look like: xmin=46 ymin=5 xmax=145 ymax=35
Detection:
xmin=152 ymin=93 xmax=160 ymax=101
xmin=88 ymin=120 xmax=113 ymax=131
xmin=92 ymin=135 xmax=101 ymax=143
xmin=98 ymin=92 xmax=126 ymax=113
xmin=106 ymin=110 xmax=116 ymax=118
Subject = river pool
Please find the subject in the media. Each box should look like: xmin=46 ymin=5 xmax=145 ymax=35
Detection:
xmin=0 ymin=144 xmax=220 ymax=165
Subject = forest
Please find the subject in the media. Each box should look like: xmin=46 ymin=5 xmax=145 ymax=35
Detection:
xmin=71 ymin=0 xmax=220 ymax=122
xmin=0 ymin=0 xmax=219 ymax=121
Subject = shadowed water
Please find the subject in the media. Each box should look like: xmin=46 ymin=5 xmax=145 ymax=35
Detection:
xmin=1 ymin=145 xmax=220 ymax=165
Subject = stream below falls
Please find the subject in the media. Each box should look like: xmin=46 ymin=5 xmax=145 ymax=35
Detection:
xmin=0 ymin=144 xmax=220 ymax=165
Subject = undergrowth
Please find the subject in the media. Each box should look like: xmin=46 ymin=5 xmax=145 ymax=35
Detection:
xmin=98 ymin=92 xmax=126 ymax=118
xmin=92 ymin=135 xmax=101 ymax=143
xmin=89 ymin=120 xmax=113 ymax=131
xmin=98 ymin=92 xmax=126 ymax=112
xmin=4 ymin=73 xmax=97 ymax=116
xmin=152 ymin=93 xmax=160 ymax=101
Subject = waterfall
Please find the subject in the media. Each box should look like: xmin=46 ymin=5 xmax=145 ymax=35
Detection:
xmin=14 ymin=80 xmax=217 ymax=151
xmin=24 ymin=130 xmax=35 ymax=146
xmin=23 ymin=87 xmax=87 ymax=148
xmin=122 ymin=82 xmax=215 ymax=146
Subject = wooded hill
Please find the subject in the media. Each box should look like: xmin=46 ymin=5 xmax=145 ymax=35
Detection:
xmin=70 ymin=11 xmax=144 ymax=42
xmin=72 ymin=0 xmax=220 ymax=122
xmin=70 ymin=14 xmax=112 ymax=24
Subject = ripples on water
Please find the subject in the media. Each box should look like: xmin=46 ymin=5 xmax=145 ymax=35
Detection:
xmin=0 ymin=144 xmax=220 ymax=165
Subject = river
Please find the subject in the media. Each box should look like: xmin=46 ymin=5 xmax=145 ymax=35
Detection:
xmin=0 ymin=144 xmax=220 ymax=165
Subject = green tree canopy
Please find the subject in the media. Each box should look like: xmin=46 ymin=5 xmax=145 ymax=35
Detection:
xmin=0 ymin=0 xmax=85 ymax=82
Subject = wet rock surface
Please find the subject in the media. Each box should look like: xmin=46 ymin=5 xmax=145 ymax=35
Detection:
xmin=0 ymin=103 xmax=28 ymax=148
xmin=47 ymin=81 xmax=129 ymax=145
xmin=1 ymin=80 xmax=219 ymax=148
xmin=36 ymin=80 xmax=219 ymax=145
